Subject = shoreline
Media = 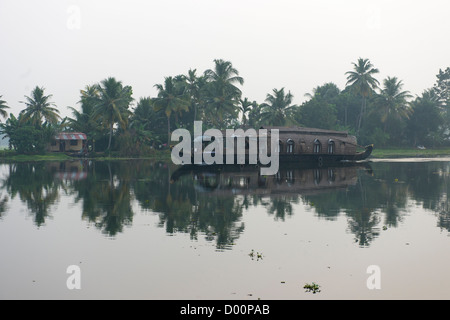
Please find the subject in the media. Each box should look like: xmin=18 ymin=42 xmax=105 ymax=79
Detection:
xmin=370 ymin=147 xmax=450 ymax=159
xmin=0 ymin=148 xmax=449 ymax=162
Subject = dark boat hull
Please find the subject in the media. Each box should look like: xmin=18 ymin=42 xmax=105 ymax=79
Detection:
xmin=278 ymin=144 xmax=373 ymax=164
xmin=188 ymin=144 xmax=373 ymax=167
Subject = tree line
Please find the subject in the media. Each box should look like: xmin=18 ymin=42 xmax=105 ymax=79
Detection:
xmin=0 ymin=58 xmax=449 ymax=155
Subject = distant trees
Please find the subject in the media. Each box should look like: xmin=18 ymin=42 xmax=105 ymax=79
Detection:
xmin=296 ymin=83 xmax=339 ymax=130
xmin=153 ymin=76 xmax=190 ymax=145
xmin=0 ymin=96 xmax=9 ymax=119
xmin=202 ymin=59 xmax=244 ymax=128
xmin=91 ymin=77 xmax=134 ymax=150
xmin=19 ymin=86 xmax=61 ymax=126
xmin=345 ymin=58 xmax=380 ymax=134
xmin=67 ymin=85 xmax=104 ymax=152
xmin=407 ymin=90 xmax=443 ymax=147
xmin=258 ymin=88 xmax=298 ymax=126
xmin=0 ymin=87 xmax=60 ymax=153
xmin=1 ymin=58 xmax=450 ymax=155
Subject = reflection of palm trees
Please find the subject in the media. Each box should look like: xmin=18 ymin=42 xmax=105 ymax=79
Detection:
xmin=347 ymin=208 xmax=381 ymax=247
xmin=94 ymin=179 xmax=133 ymax=236
xmin=4 ymin=158 xmax=450 ymax=248
xmin=2 ymin=163 xmax=59 ymax=227
xmin=266 ymin=196 xmax=294 ymax=221
xmin=0 ymin=194 xmax=7 ymax=219
xmin=132 ymin=162 xmax=245 ymax=249
xmin=195 ymin=195 xmax=244 ymax=250
xmin=72 ymin=161 xmax=134 ymax=237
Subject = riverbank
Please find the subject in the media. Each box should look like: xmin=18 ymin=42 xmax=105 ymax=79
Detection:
xmin=0 ymin=150 xmax=172 ymax=162
xmin=0 ymin=147 xmax=449 ymax=162
xmin=370 ymin=147 xmax=450 ymax=158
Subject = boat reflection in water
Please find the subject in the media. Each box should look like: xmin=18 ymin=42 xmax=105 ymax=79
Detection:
xmin=171 ymin=162 xmax=372 ymax=197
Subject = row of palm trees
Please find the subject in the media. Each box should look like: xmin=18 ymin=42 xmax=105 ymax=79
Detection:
xmin=0 ymin=58 xmax=447 ymax=154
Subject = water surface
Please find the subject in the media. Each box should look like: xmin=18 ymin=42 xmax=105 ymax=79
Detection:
xmin=0 ymin=159 xmax=449 ymax=299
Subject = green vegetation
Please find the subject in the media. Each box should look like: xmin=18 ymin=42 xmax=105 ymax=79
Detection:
xmin=371 ymin=147 xmax=450 ymax=158
xmin=0 ymin=58 xmax=450 ymax=158
xmin=248 ymin=249 xmax=263 ymax=261
xmin=303 ymin=282 xmax=321 ymax=294
xmin=0 ymin=150 xmax=72 ymax=161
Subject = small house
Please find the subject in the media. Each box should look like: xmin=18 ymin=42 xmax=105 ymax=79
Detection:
xmin=49 ymin=132 xmax=87 ymax=153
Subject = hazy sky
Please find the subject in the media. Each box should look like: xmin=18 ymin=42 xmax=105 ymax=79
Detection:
xmin=1 ymin=0 xmax=449 ymax=118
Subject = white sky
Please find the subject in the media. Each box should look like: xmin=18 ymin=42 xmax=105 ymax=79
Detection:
xmin=1 ymin=0 xmax=449 ymax=118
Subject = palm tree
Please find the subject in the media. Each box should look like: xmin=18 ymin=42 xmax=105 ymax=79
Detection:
xmin=259 ymin=88 xmax=298 ymax=126
xmin=238 ymin=97 xmax=253 ymax=126
xmin=19 ymin=86 xmax=60 ymax=126
xmin=91 ymin=77 xmax=133 ymax=150
xmin=203 ymin=59 xmax=244 ymax=127
xmin=247 ymin=101 xmax=262 ymax=128
xmin=204 ymin=59 xmax=244 ymax=96
xmin=0 ymin=96 xmax=10 ymax=120
xmin=0 ymin=113 xmax=20 ymax=149
xmin=153 ymin=76 xmax=190 ymax=145
xmin=67 ymin=84 xmax=112 ymax=152
xmin=129 ymin=97 xmax=165 ymax=147
xmin=376 ymin=76 xmax=413 ymax=132
xmin=407 ymin=90 xmax=443 ymax=146
xmin=184 ymin=69 xmax=206 ymax=121
xmin=345 ymin=58 xmax=380 ymax=134
xmin=68 ymin=85 xmax=99 ymax=131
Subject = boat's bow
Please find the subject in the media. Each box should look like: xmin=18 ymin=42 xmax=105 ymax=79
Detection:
xmin=354 ymin=144 xmax=373 ymax=161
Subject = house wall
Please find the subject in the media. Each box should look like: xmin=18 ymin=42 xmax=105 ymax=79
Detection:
xmin=48 ymin=141 xmax=60 ymax=152
xmin=48 ymin=139 xmax=84 ymax=152
xmin=66 ymin=139 xmax=83 ymax=152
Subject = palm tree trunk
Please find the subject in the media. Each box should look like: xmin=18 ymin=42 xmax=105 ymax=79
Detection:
xmin=108 ymin=123 xmax=113 ymax=150
xmin=167 ymin=115 xmax=171 ymax=146
xmin=357 ymin=98 xmax=365 ymax=135
xmin=194 ymin=103 xmax=197 ymax=122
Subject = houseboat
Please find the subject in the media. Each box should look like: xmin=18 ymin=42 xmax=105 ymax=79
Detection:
xmin=262 ymin=126 xmax=373 ymax=163
xmin=190 ymin=126 xmax=373 ymax=166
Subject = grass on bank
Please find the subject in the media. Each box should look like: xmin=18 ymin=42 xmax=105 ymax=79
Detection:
xmin=370 ymin=147 xmax=450 ymax=158
xmin=0 ymin=149 xmax=172 ymax=162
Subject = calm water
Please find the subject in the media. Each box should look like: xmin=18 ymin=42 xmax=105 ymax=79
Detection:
xmin=0 ymin=158 xmax=450 ymax=300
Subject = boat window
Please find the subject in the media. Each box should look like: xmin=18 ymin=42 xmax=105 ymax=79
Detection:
xmin=313 ymin=139 xmax=321 ymax=153
xmin=328 ymin=140 xmax=335 ymax=154
xmin=286 ymin=139 xmax=294 ymax=153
